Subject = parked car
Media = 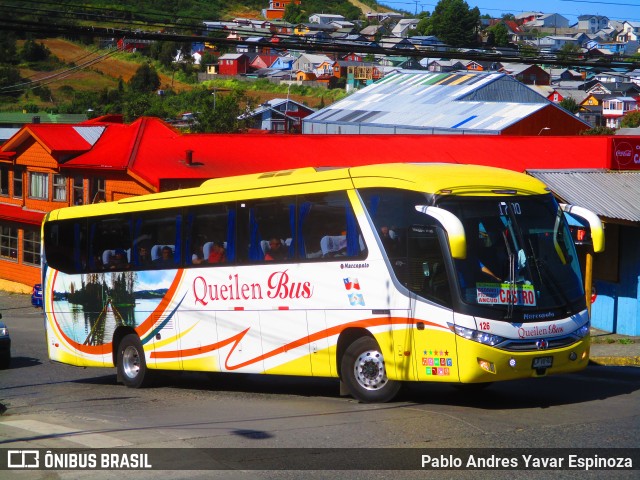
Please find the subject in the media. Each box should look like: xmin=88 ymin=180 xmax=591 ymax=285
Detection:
xmin=31 ymin=283 xmax=43 ymax=308
xmin=0 ymin=315 xmax=10 ymax=369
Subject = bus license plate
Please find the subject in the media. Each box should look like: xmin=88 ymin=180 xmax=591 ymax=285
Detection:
xmin=532 ymin=356 xmax=553 ymax=369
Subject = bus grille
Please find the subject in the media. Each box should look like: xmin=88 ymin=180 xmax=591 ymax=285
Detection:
xmin=496 ymin=335 xmax=579 ymax=352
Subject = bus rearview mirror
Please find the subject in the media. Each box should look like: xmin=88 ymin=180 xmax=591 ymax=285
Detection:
xmin=415 ymin=206 xmax=467 ymax=259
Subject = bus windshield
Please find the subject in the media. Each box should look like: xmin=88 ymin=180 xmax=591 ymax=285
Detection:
xmin=436 ymin=195 xmax=585 ymax=320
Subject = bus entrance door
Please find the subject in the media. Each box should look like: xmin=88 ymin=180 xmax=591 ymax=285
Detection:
xmin=405 ymin=225 xmax=459 ymax=382
xmin=411 ymin=303 xmax=458 ymax=382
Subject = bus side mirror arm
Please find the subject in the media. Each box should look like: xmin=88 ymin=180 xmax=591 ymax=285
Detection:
xmin=560 ymin=204 xmax=605 ymax=253
xmin=415 ymin=206 xmax=467 ymax=259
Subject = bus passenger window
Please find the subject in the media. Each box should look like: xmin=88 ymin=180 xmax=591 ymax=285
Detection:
xmin=240 ymin=197 xmax=294 ymax=263
xmin=88 ymin=215 xmax=132 ymax=272
xmin=43 ymin=220 xmax=87 ymax=274
xmin=133 ymin=209 xmax=180 ymax=269
xmin=299 ymin=192 xmax=366 ymax=261
xmin=184 ymin=203 xmax=234 ymax=265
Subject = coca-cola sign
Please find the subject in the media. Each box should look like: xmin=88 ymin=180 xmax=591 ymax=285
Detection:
xmin=612 ymin=138 xmax=640 ymax=170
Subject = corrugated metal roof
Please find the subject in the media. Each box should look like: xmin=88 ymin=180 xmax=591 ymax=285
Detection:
xmin=303 ymin=70 xmax=559 ymax=134
xmin=528 ymin=169 xmax=640 ymax=223
xmin=73 ymin=126 xmax=105 ymax=146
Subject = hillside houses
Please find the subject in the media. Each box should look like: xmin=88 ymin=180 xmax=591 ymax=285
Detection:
xmin=193 ymin=8 xmax=640 ymax=123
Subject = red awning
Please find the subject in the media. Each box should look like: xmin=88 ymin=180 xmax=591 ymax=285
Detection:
xmin=0 ymin=204 xmax=45 ymax=225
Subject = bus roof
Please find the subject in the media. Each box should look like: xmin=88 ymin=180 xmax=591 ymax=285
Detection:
xmin=197 ymin=163 xmax=549 ymax=195
xmin=46 ymin=163 xmax=550 ymax=221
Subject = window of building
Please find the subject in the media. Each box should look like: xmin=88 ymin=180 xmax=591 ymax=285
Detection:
xmin=0 ymin=165 xmax=8 ymax=196
xmin=13 ymin=168 xmax=23 ymax=199
xmin=29 ymin=172 xmax=49 ymax=200
xmin=53 ymin=174 xmax=67 ymax=202
xmin=23 ymin=228 xmax=41 ymax=266
xmin=73 ymin=176 xmax=83 ymax=205
xmin=90 ymin=177 xmax=105 ymax=203
xmin=0 ymin=225 xmax=18 ymax=260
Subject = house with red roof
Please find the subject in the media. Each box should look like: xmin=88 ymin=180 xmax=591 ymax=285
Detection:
xmin=0 ymin=116 xmax=226 ymax=286
xmin=250 ymin=54 xmax=281 ymax=72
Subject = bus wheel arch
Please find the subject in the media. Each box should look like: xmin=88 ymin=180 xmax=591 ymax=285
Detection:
xmin=112 ymin=326 xmax=136 ymax=368
xmin=338 ymin=330 xmax=401 ymax=403
xmin=116 ymin=332 xmax=153 ymax=388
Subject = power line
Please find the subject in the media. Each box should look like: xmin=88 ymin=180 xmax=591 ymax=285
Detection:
xmin=1 ymin=0 xmax=639 ymax=92
xmin=0 ymin=46 xmax=122 ymax=93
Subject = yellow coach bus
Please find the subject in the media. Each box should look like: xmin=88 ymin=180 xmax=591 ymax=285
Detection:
xmin=41 ymin=163 xmax=604 ymax=402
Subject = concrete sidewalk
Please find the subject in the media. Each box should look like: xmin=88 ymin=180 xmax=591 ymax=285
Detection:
xmin=589 ymin=328 xmax=640 ymax=367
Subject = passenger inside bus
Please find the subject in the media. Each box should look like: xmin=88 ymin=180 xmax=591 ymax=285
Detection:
xmin=136 ymin=244 xmax=153 ymax=267
xmin=207 ymin=241 xmax=226 ymax=263
xmin=153 ymin=246 xmax=175 ymax=267
xmin=107 ymin=249 xmax=129 ymax=270
xmin=265 ymin=238 xmax=286 ymax=261
xmin=379 ymin=225 xmax=399 ymax=255
xmin=191 ymin=238 xmax=207 ymax=265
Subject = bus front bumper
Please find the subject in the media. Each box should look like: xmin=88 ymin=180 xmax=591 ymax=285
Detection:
xmin=455 ymin=336 xmax=590 ymax=384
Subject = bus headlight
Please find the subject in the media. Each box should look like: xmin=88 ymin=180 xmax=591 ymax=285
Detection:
xmin=573 ymin=322 xmax=590 ymax=339
xmin=448 ymin=323 xmax=504 ymax=346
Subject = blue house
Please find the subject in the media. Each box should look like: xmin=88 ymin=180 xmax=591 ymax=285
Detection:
xmin=270 ymin=56 xmax=295 ymax=70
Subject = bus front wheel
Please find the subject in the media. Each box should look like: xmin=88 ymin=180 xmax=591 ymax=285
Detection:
xmin=117 ymin=334 xmax=152 ymax=388
xmin=341 ymin=336 xmax=401 ymax=403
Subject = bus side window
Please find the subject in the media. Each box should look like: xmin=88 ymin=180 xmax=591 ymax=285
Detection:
xmin=44 ymin=220 xmax=87 ymax=274
xmin=299 ymin=191 xmax=367 ymax=261
xmin=88 ymin=215 xmax=132 ymax=271
xmin=409 ymin=230 xmax=452 ymax=307
xmin=241 ymin=197 xmax=295 ymax=263
xmin=184 ymin=203 xmax=234 ymax=266
xmin=132 ymin=209 xmax=180 ymax=269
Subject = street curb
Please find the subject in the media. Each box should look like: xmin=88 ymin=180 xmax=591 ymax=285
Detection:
xmin=589 ymin=356 xmax=640 ymax=367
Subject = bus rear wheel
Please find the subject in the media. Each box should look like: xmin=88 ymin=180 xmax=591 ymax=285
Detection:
xmin=341 ymin=336 xmax=401 ymax=403
xmin=117 ymin=334 xmax=152 ymax=388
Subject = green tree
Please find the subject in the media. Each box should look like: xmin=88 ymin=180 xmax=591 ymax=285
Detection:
xmin=283 ymin=3 xmax=305 ymax=24
xmin=430 ymin=0 xmax=481 ymax=47
xmin=123 ymin=93 xmax=153 ymax=121
xmin=20 ymin=39 xmax=50 ymax=62
xmin=0 ymin=65 xmax=22 ymax=98
xmin=486 ymin=23 xmax=510 ymax=47
xmin=0 ymin=31 xmax=19 ymax=64
xmin=192 ymin=89 xmax=250 ymax=133
xmin=128 ymin=63 xmax=160 ymax=94
xmin=580 ymin=126 xmax=616 ymax=135
xmin=415 ymin=11 xmax=432 ymax=36
xmin=519 ymin=43 xmax=538 ymax=58
xmin=556 ymin=43 xmax=582 ymax=63
xmin=559 ymin=97 xmax=579 ymax=114
xmin=151 ymin=41 xmax=180 ymax=69
xmin=620 ymin=110 xmax=640 ymax=128
xmin=200 ymin=50 xmax=218 ymax=72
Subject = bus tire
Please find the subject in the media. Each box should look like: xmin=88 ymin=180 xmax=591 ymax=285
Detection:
xmin=341 ymin=336 xmax=401 ymax=403
xmin=117 ymin=334 xmax=152 ymax=388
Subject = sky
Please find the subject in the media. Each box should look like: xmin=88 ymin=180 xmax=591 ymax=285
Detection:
xmin=376 ymin=1 xmax=640 ymax=24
